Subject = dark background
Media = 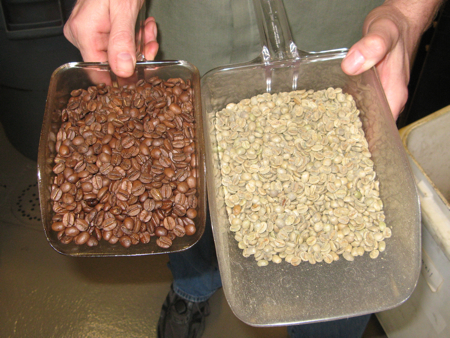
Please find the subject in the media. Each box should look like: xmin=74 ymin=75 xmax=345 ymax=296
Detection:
xmin=397 ymin=0 xmax=450 ymax=129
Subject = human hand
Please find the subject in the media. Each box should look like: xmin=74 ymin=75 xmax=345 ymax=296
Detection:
xmin=341 ymin=4 xmax=414 ymax=120
xmin=64 ymin=0 xmax=159 ymax=78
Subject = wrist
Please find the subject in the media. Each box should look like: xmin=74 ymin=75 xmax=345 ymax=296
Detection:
xmin=384 ymin=0 xmax=443 ymax=45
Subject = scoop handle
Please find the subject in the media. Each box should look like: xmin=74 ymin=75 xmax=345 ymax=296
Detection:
xmin=253 ymin=0 xmax=304 ymax=62
xmin=135 ymin=1 xmax=147 ymax=61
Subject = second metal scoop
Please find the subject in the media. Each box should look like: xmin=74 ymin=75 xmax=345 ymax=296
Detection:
xmin=201 ymin=0 xmax=421 ymax=327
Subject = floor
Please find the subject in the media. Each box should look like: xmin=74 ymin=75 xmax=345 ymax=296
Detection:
xmin=0 ymin=120 xmax=387 ymax=337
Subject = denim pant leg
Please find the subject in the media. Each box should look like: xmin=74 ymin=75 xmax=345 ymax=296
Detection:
xmin=168 ymin=210 xmax=222 ymax=303
xmin=287 ymin=314 xmax=371 ymax=338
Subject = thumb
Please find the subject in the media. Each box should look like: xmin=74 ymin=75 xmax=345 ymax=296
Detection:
xmin=342 ymin=17 xmax=399 ymax=75
xmin=107 ymin=2 xmax=141 ymax=78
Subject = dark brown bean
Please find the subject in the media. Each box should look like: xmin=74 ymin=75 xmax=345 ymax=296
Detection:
xmin=52 ymin=76 xmax=199 ymax=248
xmin=65 ymin=226 xmax=80 ymax=237
xmin=155 ymin=226 xmax=168 ymax=237
xmin=186 ymin=208 xmax=197 ymax=219
xmin=139 ymin=232 xmax=151 ymax=244
xmin=75 ymin=231 xmax=90 ymax=245
xmin=119 ymin=235 xmax=132 ymax=248
xmin=185 ymin=223 xmax=196 ymax=236
xmin=86 ymin=236 xmax=99 ymax=247
xmin=51 ymin=222 xmax=65 ymax=232
xmin=156 ymin=236 xmax=173 ymax=248
xmin=163 ymin=216 xmax=176 ymax=231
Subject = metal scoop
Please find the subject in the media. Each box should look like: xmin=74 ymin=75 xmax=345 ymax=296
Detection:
xmin=201 ymin=0 xmax=421 ymax=326
xmin=37 ymin=4 xmax=206 ymax=257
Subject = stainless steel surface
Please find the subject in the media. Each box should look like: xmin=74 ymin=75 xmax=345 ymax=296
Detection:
xmin=201 ymin=0 xmax=421 ymax=327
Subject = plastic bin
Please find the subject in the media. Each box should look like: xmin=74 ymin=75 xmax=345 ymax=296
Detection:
xmin=377 ymin=105 xmax=450 ymax=337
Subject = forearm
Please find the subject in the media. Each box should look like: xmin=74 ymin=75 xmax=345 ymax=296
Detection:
xmin=368 ymin=0 xmax=444 ymax=57
xmin=385 ymin=0 xmax=443 ymax=33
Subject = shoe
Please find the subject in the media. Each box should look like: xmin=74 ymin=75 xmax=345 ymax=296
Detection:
xmin=157 ymin=284 xmax=211 ymax=338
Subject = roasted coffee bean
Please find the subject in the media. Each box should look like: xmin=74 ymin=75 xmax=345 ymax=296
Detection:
xmin=102 ymin=230 xmax=113 ymax=241
xmin=86 ymin=236 xmax=99 ymax=247
xmin=51 ymin=221 xmax=65 ymax=232
xmin=133 ymin=219 xmax=142 ymax=233
xmin=60 ymin=235 xmax=74 ymax=244
xmin=131 ymin=180 xmax=145 ymax=196
xmin=51 ymin=76 xmax=199 ymax=248
xmin=185 ymin=223 xmax=196 ymax=236
xmin=173 ymin=204 xmax=186 ymax=217
xmin=150 ymin=188 xmax=163 ymax=201
xmin=155 ymin=209 xmax=165 ymax=220
xmin=186 ymin=176 xmax=197 ymax=189
xmin=156 ymin=236 xmax=172 ymax=249
xmin=155 ymin=226 xmax=167 ymax=237
xmin=53 ymin=162 xmax=66 ymax=174
xmin=161 ymin=184 xmax=173 ymax=199
xmin=128 ymin=169 xmax=141 ymax=181
xmin=65 ymin=226 xmax=80 ymax=237
xmin=75 ymin=231 xmax=90 ymax=245
xmin=130 ymin=233 xmax=140 ymax=245
xmin=93 ymin=227 xmax=102 ymax=241
xmin=109 ymin=236 xmax=120 ymax=244
xmin=127 ymin=204 xmax=142 ymax=217
xmin=74 ymin=218 xmax=89 ymax=232
xmin=62 ymin=212 xmax=75 ymax=227
xmin=176 ymin=181 xmax=189 ymax=193
xmin=119 ymin=235 xmax=132 ymax=248
xmin=186 ymin=207 xmax=198 ymax=220
xmin=163 ymin=216 xmax=176 ymax=231
xmin=85 ymin=195 xmax=98 ymax=206
xmin=174 ymin=193 xmax=187 ymax=206
xmin=139 ymin=232 xmax=151 ymax=244
xmin=103 ymin=217 xmax=117 ymax=231
xmin=123 ymin=217 xmax=134 ymax=231
xmin=173 ymin=224 xmax=186 ymax=237
xmin=139 ymin=209 xmax=152 ymax=223
xmin=161 ymin=199 xmax=173 ymax=211
xmin=51 ymin=187 xmax=63 ymax=201
xmin=187 ymin=195 xmax=198 ymax=209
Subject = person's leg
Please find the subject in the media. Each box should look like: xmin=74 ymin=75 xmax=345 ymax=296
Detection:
xmin=158 ymin=210 xmax=222 ymax=338
xmin=168 ymin=210 xmax=222 ymax=302
xmin=287 ymin=314 xmax=371 ymax=338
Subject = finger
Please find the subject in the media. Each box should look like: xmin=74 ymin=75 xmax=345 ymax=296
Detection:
xmin=144 ymin=17 xmax=157 ymax=43
xmin=64 ymin=20 xmax=110 ymax=63
xmin=143 ymin=18 xmax=159 ymax=60
xmin=144 ymin=41 xmax=160 ymax=61
xmin=78 ymin=32 xmax=110 ymax=63
xmin=377 ymin=60 xmax=409 ymax=120
xmin=385 ymin=85 xmax=408 ymax=120
xmin=342 ymin=18 xmax=399 ymax=75
xmin=108 ymin=1 xmax=141 ymax=77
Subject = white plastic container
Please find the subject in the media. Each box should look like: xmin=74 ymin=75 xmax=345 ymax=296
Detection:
xmin=377 ymin=105 xmax=450 ymax=338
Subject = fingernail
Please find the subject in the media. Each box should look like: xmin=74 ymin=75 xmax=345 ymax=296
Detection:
xmin=117 ymin=52 xmax=134 ymax=75
xmin=343 ymin=50 xmax=365 ymax=74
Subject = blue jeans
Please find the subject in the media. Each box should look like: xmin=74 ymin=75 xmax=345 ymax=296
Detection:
xmin=168 ymin=215 xmax=370 ymax=337
xmin=168 ymin=210 xmax=221 ymax=303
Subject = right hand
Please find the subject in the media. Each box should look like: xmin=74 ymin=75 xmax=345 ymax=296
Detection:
xmin=64 ymin=0 xmax=159 ymax=78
